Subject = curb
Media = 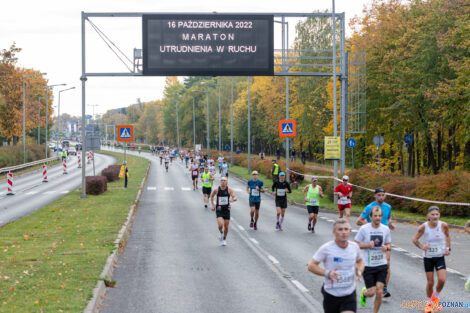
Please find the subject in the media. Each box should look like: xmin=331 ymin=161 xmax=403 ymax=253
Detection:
xmin=228 ymin=171 xmax=466 ymax=231
xmin=83 ymin=159 xmax=151 ymax=313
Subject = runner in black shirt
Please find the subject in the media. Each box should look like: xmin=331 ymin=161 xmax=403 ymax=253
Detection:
xmin=271 ymin=172 xmax=292 ymax=231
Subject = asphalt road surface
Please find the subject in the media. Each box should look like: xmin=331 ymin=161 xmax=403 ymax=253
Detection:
xmin=0 ymin=152 xmax=116 ymax=227
xmin=101 ymin=150 xmax=469 ymax=313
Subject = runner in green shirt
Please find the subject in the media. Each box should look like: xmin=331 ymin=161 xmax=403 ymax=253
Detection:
xmin=201 ymin=167 xmax=214 ymax=208
xmin=302 ymin=177 xmax=323 ymax=233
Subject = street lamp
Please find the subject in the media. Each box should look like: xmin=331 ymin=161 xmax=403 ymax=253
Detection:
xmin=190 ymin=96 xmax=197 ymax=151
xmin=23 ymin=72 xmax=46 ymax=163
xmin=45 ymin=83 xmax=66 ymax=158
xmin=201 ymin=81 xmax=222 ymax=154
xmin=56 ymin=87 xmax=75 ymax=154
xmin=192 ymin=89 xmax=210 ymax=155
xmin=175 ymin=95 xmax=182 ymax=151
xmin=38 ymin=97 xmax=44 ymax=144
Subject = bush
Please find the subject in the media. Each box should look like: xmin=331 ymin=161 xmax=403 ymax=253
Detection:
xmin=0 ymin=144 xmax=47 ymax=168
xmin=101 ymin=165 xmax=121 ymax=182
xmin=86 ymin=176 xmax=108 ymax=195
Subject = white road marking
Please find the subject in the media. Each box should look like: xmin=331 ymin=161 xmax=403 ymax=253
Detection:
xmin=233 ymin=188 xmax=242 ymax=192
xmin=268 ymin=255 xmax=280 ymax=264
xmin=60 ymin=191 xmax=69 ymax=194
xmin=26 ymin=191 xmax=38 ymax=195
xmin=392 ymin=247 xmax=407 ymax=252
xmin=249 ymin=238 xmax=259 ymax=244
xmin=351 ymin=229 xmax=358 ymax=233
xmin=181 ymin=187 xmax=191 ymax=191
xmin=164 ymin=187 xmax=174 ymax=191
xmin=326 ymin=219 xmax=335 ymax=222
xmin=237 ymin=225 xmax=245 ymax=231
xmin=291 ymin=280 xmax=309 ymax=292
xmin=147 ymin=187 xmax=157 ymax=191
xmin=319 ymin=216 xmax=327 ymax=220
xmin=44 ymin=191 xmax=55 ymax=195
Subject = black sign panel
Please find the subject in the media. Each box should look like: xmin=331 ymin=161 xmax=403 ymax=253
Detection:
xmin=142 ymin=14 xmax=274 ymax=76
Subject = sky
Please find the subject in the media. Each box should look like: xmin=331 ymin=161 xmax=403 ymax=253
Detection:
xmin=0 ymin=0 xmax=371 ymax=118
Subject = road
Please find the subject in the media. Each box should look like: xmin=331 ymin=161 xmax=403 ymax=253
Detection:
xmin=101 ymin=150 xmax=469 ymax=313
xmin=0 ymin=152 xmax=116 ymax=227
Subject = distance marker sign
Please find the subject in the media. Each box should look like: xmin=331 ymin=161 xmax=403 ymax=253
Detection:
xmin=143 ymin=14 xmax=274 ymax=76
xmin=117 ymin=125 xmax=134 ymax=142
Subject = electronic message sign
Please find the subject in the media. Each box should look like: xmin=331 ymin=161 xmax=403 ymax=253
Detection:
xmin=143 ymin=14 xmax=274 ymax=76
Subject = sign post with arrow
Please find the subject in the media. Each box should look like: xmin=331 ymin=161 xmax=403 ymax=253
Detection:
xmin=347 ymin=138 xmax=357 ymax=169
xmin=373 ymin=135 xmax=385 ymax=173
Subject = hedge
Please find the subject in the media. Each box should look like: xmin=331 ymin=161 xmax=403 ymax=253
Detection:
xmin=86 ymin=176 xmax=108 ymax=195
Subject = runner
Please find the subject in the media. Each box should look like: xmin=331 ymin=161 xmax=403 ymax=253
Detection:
xmin=185 ymin=153 xmax=190 ymax=168
xmin=164 ymin=153 xmax=170 ymax=172
xmin=412 ymin=206 xmax=451 ymax=312
xmin=271 ymin=159 xmax=280 ymax=184
xmin=190 ymin=161 xmax=199 ymax=190
xmin=302 ymin=176 xmax=324 ymax=233
xmin=334 ymin=176 xmax=353 ymax=222
xmin=355 ymin=206 xmax=391 ymax=313
xmin=159 ymin=152 xmax=163 ymax=165
xmin=218 ymin=155 xmax=224 ymax=173
xmin=221 ymin=159 xmax=229 ymax=177
xmin=308 ymin=218 xmax=364 ymax=313
xmin=210 ymin=176 xmax=237 ymax=246
xmin=201 ymin=167 xmax=214 ymax=208
xmin=247 ymin=171 xmax=265 ymax=230
xmin=209 ymin=160 xmax=217 ymax=177
xmin=271 ymin=172 xmax=291 ymax=231
xmin=357 ymin=187 xmax=394 ymax=298
xmin=465 ymin=220 xmax=470 ymax=234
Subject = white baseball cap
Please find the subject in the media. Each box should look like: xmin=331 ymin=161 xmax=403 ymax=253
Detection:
xmin=342 ymin=175 xmax=349 ymax=181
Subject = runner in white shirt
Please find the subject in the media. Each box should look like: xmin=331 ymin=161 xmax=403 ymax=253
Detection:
xmin=354 ymin=206 xmax=391 ymax=313
xmin=412 ymin=206 xmax=450 ymax=312
xmin=217 ymin=155 xmax=224 ymax=173
xmin=221 ymin=160 xmax=229 ymax=177
xmin=308 ymin=219 xmax=364 ymax=313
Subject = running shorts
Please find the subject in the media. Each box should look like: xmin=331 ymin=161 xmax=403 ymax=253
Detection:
xmin=192 ymin=175 xmax=198 ymax=181
xmin=338 ymin=203 xmax=351 ymax=211
xmin=424 ymin=256 xmax=446 ymax=272
xmin=216 ymin=208 xmax=230 ymax=220
xmin=275 ymin=198 xmax=288 ymax=209
xmin=321 ymin=286 xmax=357 ymax=313
xmin=249 ymin=201 xmax=261 ymax=210
xmin=202 ymin=187 xmax=212 ymax=195
xmin=307 ymin=205 xmax=319 ymax=214
xmin=363 ymin=265 xmax=388 ymax=288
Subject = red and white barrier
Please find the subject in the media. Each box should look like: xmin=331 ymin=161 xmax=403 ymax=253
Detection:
xmin=63 ymin=158 xmax=68 ymax=175
xmin=6 ymin=172 xmax=14 ymax=195
xmin=78 ymin=155 xmax=82 ymax=168
xmin=87 ymin=151 xmax=91 ymax=164
xmin=42 ymin=164 xmax=48 ymax=182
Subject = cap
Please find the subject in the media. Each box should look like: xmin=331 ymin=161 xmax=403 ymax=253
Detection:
xmin=279 ymin=172 xmax=285 ymax=176
xmin=342 ymin=175 xmax=349 ymax=181
xmin=221 ymin=176 xmax=228 ymax=181
xmin=252 ymin=171 xmax=259 ymax=175
xmin=311 ymin=176 xmax=318 ymax=181
xmin=428 ymin=206 xmax=440 ymax=213
xmin=272 ymin=159 xmax=276 ymax=162
xmin=374 ymin=187 xmax=385 ymax=194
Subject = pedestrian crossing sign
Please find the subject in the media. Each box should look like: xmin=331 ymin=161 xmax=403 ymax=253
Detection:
xmin=117 ymin=125 xmax=134 ymax=142
xmin=279 ymin=120 xmax=296 ymax=137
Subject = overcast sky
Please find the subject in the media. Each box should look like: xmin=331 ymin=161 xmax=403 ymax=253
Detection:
xmin=0 ymin=0 xmax=371 ymax=118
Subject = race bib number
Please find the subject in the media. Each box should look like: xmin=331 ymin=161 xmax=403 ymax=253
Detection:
xmin=426 ymin=243 xmax=442 ymax=257
xmin=251 ymin=189 xmax=260 ymax=197
xmin=309 ymin=198 xmax=318 ymax=206
xmin=332 ymin=271 xmax=354 ymax=288
xmin=368 ymin=250 xmax=385 ymax=266
xmin=203 ymin=179 xmax=209 ymax=184
xmin=277 ymin=189 xmax=286 ymax=197
xmin=339 ymin=196 xmax=349 ymax=204
xmin=192 ymin=171 xmax=198 ymax=176
xmin=218 ymin=197 xmax=229 ymax=205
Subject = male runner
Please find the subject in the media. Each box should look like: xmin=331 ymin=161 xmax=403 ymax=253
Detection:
xmin=185 ymin=153 xmax=190 ymax=168
xmin=218 ymin=155 xmax=224 ymax=173
xmin=302 ymin=177 xmax=324 ymax=233
xmin=334 ymin=176 xmax=353 ymax=222
xmin=201 ymin=167 xmax=214 ymax=208
xmin=209 ymin=159 xmax=217 ymax=177
xmin=355 ymin=206 xmax=391 ymax=313
xmin=190 ymin=161 xmax=199 ymax=190
xmin=221 ymin=160 xmax=229 ymax=177
xmin=210 ymin=176 xmax=237 ymax=246
xmin=357 ymin=187 xmax=394 ymax=297
xmin=271 ymin=172 xmax=291 ymax=231
xmin=164 ymin=153 xmax=170 ymax=172
xmin=412 ymin=206 xmax=451 ymax=312
xmin=247 ymin=171 xmax=265 ymax=230
xmin=308 ymin=218 xmax=364 ymax=313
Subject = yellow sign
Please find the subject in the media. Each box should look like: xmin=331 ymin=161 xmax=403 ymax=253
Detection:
xmin=324 ymin=136 xmax=341 ymax=160
xmin=119 ymin=165 xmax=125 ymax=179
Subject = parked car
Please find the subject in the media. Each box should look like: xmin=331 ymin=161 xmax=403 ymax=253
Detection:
xmin=67 ymin=147 xmax=77 ymax=156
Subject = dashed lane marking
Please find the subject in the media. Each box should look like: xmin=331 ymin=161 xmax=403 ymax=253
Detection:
xmin=44 ymin=191 xmax=55 ymax=195
xmin=26 ymin=191 xmax=38 ymax=195
xmin=249 ymin=238 xmax=259 ymax=245
xmin=268 ymin=255 xmax=280 ymax=264
xmin=164 ymin=187 xmax=174 ymax=191
xmin=237 ymin=225 xmax=245 ymax=231
xmin=181 ymin=187 xmax=192 ymax=191
xmin=147 ymin=187 xmax=157 ymax=191
xmin=291 ymin=280 xmax=309 ymax=293
xmin=60 ymin=191 xmax=69 ymax=194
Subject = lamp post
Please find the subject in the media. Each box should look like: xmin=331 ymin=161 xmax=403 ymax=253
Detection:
xmin=191 ymin=96 xmax=196 ymax=151
xmin=175 ymin=96 xmax=181 ymax=151
xmin=23 ymin=72 xmax=46 ymax=163
xmin=201 ymin=82 xmax=222 ymax=154
xmin=192 ymin=89 xmax=210 ymax=155
xmin=45 ymin=83 xmax=66 ymax=158
xmin=38 ymin=97 xmax=44 ymax=144
xmin=56 ymin=87 xmax=75 ymax=154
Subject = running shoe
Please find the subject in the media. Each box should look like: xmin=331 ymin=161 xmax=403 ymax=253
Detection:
xmin=424 ymin=301 xmax=434 ymax=313
xmin=359 ymin=287 xmax=367 ymax=307
xmin=222 ymin=240 xmax=227 ymax=246
xmin=383 ymin=287 xmax=391 ymax=298
xmin=204 ymin=204 xmax=207 ymax=208
xmin=431 ymin=293 xmax=442 ymax=311
xmin=276 ymin=222 xmax=280 ymax=230
xmin=279 ymin=223 xmax=283 ymax=231
xmin=253 ymin=223 xmax=257 ymax=231
xmin=311 ymin=226 xmax=315 ymax=233
xmin=250 ymin=221 xmax=254 ymax=228
xmin=308 ymin=223 xmax=311 ymax=231
xmin=219 ymin=232 xmax=223 ymax=242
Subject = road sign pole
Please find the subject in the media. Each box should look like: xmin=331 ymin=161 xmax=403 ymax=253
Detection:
xmin=286 ymin=76 xmax=290 ymax=182
xmin=378 ymin=146 xmax=380 ymax=173
xmin=352 ymin=147 xmax=354 ymax=169
xmin=332 ymin=0 xmax=338 ymax=190
xmin=80 ymin=11 xmax=87 ymax=199
xmin=230 ymin=77 xmax=234 ymax=167
xmin=247 ymin=76 xmax=251 ymax=174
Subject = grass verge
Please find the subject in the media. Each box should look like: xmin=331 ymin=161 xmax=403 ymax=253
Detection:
xmin=229 ymin=165 xmax=468 ymax=227
xmin=0 ymin=151 xmax=149 ymax=312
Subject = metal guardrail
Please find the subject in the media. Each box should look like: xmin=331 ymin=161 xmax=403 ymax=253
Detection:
xmin=0 ymin=156 xmax=60 ymax=174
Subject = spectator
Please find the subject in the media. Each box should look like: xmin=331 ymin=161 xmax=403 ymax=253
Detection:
xmin=291 ymin=148 xmax=296 ymax=162
xmin=276 ymin=148 xmax=281 ymax=160
xmin=301 ymin=150 xmax=306 ymax=165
